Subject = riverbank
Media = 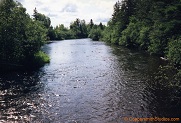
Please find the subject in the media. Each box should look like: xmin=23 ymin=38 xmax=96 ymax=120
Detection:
xmin=0 ymin=51 xmax=50 ymax=73
xmin=0 ymin=62 xmax=24 ymax=73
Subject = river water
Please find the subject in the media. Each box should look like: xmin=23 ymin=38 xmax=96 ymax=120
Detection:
xmin=0 ymin=39 xmax=180 ymax=123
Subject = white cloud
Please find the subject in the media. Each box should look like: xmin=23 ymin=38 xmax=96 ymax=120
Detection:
xmin=61 ymin=3 xmax=78 ymax=13
xmin=17 ymin=0 xmax=118 ymax=27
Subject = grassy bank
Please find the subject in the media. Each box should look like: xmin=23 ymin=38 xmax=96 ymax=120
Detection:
xmin=34 ymin=51 xmax=50 ymax=67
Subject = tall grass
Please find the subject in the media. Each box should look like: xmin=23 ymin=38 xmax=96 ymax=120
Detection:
xmin=34 ymin=51 xmax=50 ymax=67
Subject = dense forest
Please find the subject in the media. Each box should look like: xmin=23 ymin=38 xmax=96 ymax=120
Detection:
xmin=101 ymin=0 xmax=181 ymax=67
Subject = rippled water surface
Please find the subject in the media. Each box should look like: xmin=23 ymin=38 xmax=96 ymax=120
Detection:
xmin=0 ymin=39 xmax=180 ymax=122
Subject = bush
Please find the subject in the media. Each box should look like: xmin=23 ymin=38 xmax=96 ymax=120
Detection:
xmin=89 ymin=28 xmax=102 ymax=41
xmin=153 ymin=65 xmax=181 ymax=92
xmin=101 ymin=28 xmax=112 ymax=43
xmin=0 ymin=0 xmax=48 ymax=68
xmin=119 ymin=20 xmax=142 ymax=47
xmin=138 ymin=26 xmax=150 ymax=50
xmin=34 ymin=51 xmax=50 ymax=67
xmin=167 ymin=37 xmax=181 ymax=65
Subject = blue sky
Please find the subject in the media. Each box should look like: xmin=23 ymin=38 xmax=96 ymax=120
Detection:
xmin=17 ymin=0 xmax=118 ymax=27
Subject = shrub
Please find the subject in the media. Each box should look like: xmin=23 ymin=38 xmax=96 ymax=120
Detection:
xmin=167 ymin=37 xmax=181 ymax=65
xmin=34 ymin=51 xmax=50 ymax=67
xmin=119 ymin=20 xmax=142 ymax=47
xmin=138 ymin=26 xmax=150 ymax=50
xmin=89 ymin=28 xmax=102 ymax=41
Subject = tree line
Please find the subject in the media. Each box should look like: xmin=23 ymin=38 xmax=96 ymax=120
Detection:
xmin=100 ymin=0 xmax=181 ymax=66
xmin=47 ymin=0 xmax=181 ymax=67
xmin=48 ymin=18 xmax=105 ymax=41
xmin=1 ymin=0 xmax=181 ymax=70
xmin=99 ymin=0 xmax=181 ymax=90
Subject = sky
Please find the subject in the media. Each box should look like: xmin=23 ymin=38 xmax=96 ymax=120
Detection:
xmin=16 ymin=0 xmax=118 ymax=27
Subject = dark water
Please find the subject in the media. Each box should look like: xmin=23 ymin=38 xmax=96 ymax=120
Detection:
xmin=0 ymin=39 xmax=180 ymax=123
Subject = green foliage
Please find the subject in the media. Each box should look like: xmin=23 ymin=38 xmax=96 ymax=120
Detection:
xmin=154 ymin=65 xmax=181 ymax=89
xmin=51 ymin=18 xmax=106 ymax=41
xmin=0 ymin=0 xmax=49 ymax=69
xmin=69 ymin=19 xmax=88 ymax=39
xmin=148 ymin=20 xmax=178 ymax=55
xmin=89 ymin=27 xmax=102 ymax=41
xmin=0 ymin=0 xmax=27 ymax=63
xmin=167 ymin=37 xmax=181 ymax=65
xmin=47 ymin=18 xmax=107 ymax=41
xmin=51 ymin=18 xmax=90 ymax=40
xmin=101 ymin=25 xmax=112 ymax=43
xmin=101 ymin=21 xmax=120 ymax=44
xmin=148 ymin=29 xmax=164 ymax=55
xmin=102 ymin=0 xmax=137 ymax=45
xmin=48 ymin=26 xmax=56 ymax=40
xmin=138 ymin=26 xmax=150 ymax=50
xmin=119 ymin=19 xmax=141 ymax=47
xmin=34 ymin=51 xmax=50 ymax=67
xmin=33 ymin=8 xmax=51 ymax=28
xmin=89 ymin=19 xmax=94 ymax=30
xmin=88 ymin=22 xmax=106 ymax=41
xmin=54 ymin=24 xmax=73 ymax=40
xmin=32 ymin=7 xmax=55 ymax=41
xmin=119 ymin=18 xmax=150 ymax=48
xmin=111 ymin=29 xmax=119 ymax=44
xmin=23 ymin=20 xmax=47 ymax=58
xmin=102 ymin=0 xmax=181 ymax=66
xmin=152 ymin=65 xmax=181 ymax=104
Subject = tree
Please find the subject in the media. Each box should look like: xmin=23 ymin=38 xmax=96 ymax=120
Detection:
xmin=0 ymin=0 xmax=49 ymax=68
xmin=0 ymin=0 xmax=28 ymax=63
xmin=99 ymin=22 xmax=104 ymax=30
xmin=48 ymin=26 xmax=56 ymax=40
xmin=54 ymin=24 xmax=72 ymax=40
xmin=89 ymin=19 xmax=94 ymax=29
xmin=167 ymin=37 xmax=181 ymax=65
xmin=102 ymin=0 xmax=181 ymax=65
xmin=88 ymin=23 xmax=105 ymax=41
xmin=33 ymin=8 xmax=51 ymax=28
xmin=80 ymin=20 xmax=88 ymax=38
xmin=69 ymin=18 xmax=88 ymax=39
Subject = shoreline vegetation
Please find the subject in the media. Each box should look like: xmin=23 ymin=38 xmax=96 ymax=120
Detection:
xmin=0 ymin=0 xmax=50 ymax=72
xmin=0 ymin=0 xmax=180 ymax=79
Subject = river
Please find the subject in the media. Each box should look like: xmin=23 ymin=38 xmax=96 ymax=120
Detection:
xmin=0 ymin=39 xmax=180 ymax=123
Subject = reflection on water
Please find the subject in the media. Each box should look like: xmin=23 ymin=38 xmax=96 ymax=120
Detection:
xmin=0 ymin=71 xmax=44 ymax=122
xmin=0 ymin=39 xmax=180 ymax=122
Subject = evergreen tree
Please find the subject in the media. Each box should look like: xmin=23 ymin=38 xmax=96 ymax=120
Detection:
xmin=32 ymin=8 xmax=51 ymax=28
xmin=89 ymin=19 xmax=94 ymax=29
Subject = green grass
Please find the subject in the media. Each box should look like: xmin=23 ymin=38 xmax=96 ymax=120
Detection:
xmin=34 ymin=51 xmax=50 ymax=67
